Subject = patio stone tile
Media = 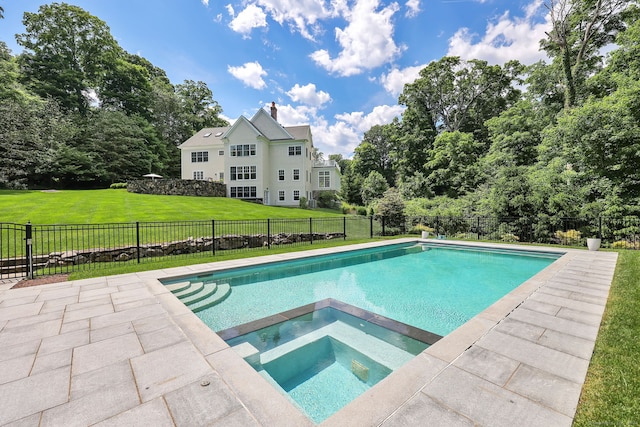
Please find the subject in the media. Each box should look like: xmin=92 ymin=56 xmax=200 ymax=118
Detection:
xmin=493 ymin=317 xmax=545 ymax=342
xmin=172 ymin=311 xmax=229 ymax=357
xmin=114 ymin=297 xmax=159 ymax=312
xmin=63 ymin=303 xmax=114 ymax=324
xmin=3 ymin=412 xmax=42 ymax=427
xmin=0 ymin=353 xmax=35 ymax=385
xmin=0 ymin=318 xmax=62 ymax=348
xmin=132 ymin=312 xmax=175 ymax=334
xmin=0 ymin=339 xmax=40 ymax=363
xmin=90 ymin=303 xmax=166 ymax=330
xmin=205 ymin=348 xmax=312 ymax=427
xmin=422 ymin=366 xmax=571 ymax=427
xmin=556 ymin=307 xmax=603 ymax=326
xmin=41 ymin=376 xmax=139 ymax=427
xmin=155 ymin=292 xmax=192 ymax=317
xmin=90 ymin=322 xmax=135 ymax=343
xmin=209 ymin=409 xmax=260 ymax=427
xmin=0 ymin=366 xmax=71 ymax=426
xmin=426 ymin=316 xmax=495 ymax=363
xmin=39 ymin=328 xmax=89 ymax=355
xmin=60 ymin=318 xmax=90 ymax=334
xmin=71 ymin=360 xmax=133 ymax=400
xmin=326 ymin=353 xmax=449 ymax=427
xmin=164 ymin=372 xmax=243 ymax=426
xmin=66 ymin=295 xmax=112 ymax=312
xmin=73 ymin=332 xmax=143 ymax=376
xmin=508 ymin=307 xmax=600 ymax=341
xmin=5 ymin=311 xmax=63 ymax=329
xmin=477 ymin=331 xmax=589 ymax=384
xmin=537 ymin=329 xmax=595 ymax=360
xmin=131 ymin=341 xmax=212 ymax=402
xmin=381 ymin=393 xmax=473 ymax=427
xmin=36 ymin=286 xmax=79 ymax=302
xmin=0 ymin=294 xmax=39 ymax=307
xmin=520 ymin=299 xmax=560 ymax=316
xmin=453 ymin=345 xmax=520 ymax=386
xmin=40 ymin=295 xmax=79 ymax=313
xmin=111 ymin=287 xmax=154 ymax=304
xmin=31 ymin=349 xmax=72 ymax=375
xmin=138 ymin=324 xmax=187 ymax=353
xmin=78 ymin=287 xmax=117 ymax=303
xmin=116 ymin=281 xmax=149 ymax=292
xmin=506 ymin=363 xmax=582 ymax=417
xmin=531 ymin=292 xmax=605 ymax=314
xmin=538 ymin=287 xmax=572 ymax=298
xmin=93 ymin=397 xmax=173 ymax=427
xmin=0 ymin=301 xmax=44 ymax=322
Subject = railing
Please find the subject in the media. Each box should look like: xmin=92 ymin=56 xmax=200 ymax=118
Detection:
xmin=1 ymin=215 xmax=638 ymax=279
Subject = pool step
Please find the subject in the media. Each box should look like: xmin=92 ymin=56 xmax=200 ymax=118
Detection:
xmin=187 ymin=283 xmax=231 ymax=313
xmin=165 ymin=281 xmax=191 ymax=293
xmin=173 ymin=281 xmax=205 ymax=299
xmin=180 ymin=282 xmax=218 ymax=306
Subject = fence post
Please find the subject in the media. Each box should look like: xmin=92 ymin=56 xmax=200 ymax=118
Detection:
xmin=212 ymin=219 xmax=216 ymax=256
xmin=136 ymin=222 xmax=141 ymax=264
xmin=309 ymin=218 xmax=313 ymax=245
xmin=369 ymin=216 xmax=373 ymax=238
xmin=598 ymin=217 xmax=602 ymax=239
xmin=477 ymin=217 xmax=481 ymax=240
xmin=267 ymin=218 xmax=271 ymax=249
xmin=382 ymin=216 xmax=386 ymax=236
xmin=25 ymin=222 xmax=34 ymax=279
xmin=343 ymin=217 xmax=346 ymax=240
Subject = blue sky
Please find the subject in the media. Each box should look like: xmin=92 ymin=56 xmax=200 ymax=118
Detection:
xmin=0 ymin=0 xmax=551 ymax=157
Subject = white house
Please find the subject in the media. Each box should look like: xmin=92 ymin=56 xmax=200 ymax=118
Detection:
xmin=178 ymin=103 xmax=341 ymax=207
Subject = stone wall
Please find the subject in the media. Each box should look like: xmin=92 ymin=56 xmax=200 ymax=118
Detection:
xmin=127 ymin=179 xmax=226 ymax=197
xmin=45 ymin=232 xmax=345 ymax=267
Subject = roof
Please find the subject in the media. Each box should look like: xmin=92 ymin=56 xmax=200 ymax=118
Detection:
xmin=178 ymin=127 xmax=229 ymax=149
xmin=283 ymin=125 xmax=311 ymax=141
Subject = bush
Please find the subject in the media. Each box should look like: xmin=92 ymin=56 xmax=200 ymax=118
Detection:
xmin=110 ymin=182 xmax=127 ymax=189
xmin=555 ymin=229 xmax=582 ymax=245
xmin=316 ymin=190 xmax=339 ymax=209
xmin=357 ymin=206 xmax=368 ymax=216
xmin=299 ymin=197 xmax=308 ymax=209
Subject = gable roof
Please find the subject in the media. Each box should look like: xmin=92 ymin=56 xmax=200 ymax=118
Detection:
xmin=250 ymin=108 xmax=294 ymax=140
xmin=178 ymin=127 xmax=229 ymax=149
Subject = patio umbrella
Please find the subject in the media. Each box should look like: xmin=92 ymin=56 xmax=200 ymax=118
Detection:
xmin=143 ymin=173 xmax=163 ymax=180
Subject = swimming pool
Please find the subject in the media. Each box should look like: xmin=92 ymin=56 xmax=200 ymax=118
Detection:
xmin=164 ymin=242 xmax=560 ymax=336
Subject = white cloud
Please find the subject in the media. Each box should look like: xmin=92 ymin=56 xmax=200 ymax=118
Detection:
xmin=225 ymin=4 xmax=235 ymax=16
xmin=447 ymin=0 xmax=551 ymax=65
xmin=380 ymin=64 xmax=425 ymax=97
xmin=256 ymin=0 xmax=338 ymax=40
xmin=310 ymin=0 xmax=403 ymax=76
xmin=286 ymin=83 xmax=331 ymax=108
xmin=336 ymin=104 xmax=404 ymax=133
xmin=229 ymin=4 xmax=268 ymax=37
xmin=405 ymin=0 xmax=420 ymax=17
xmin=201 ymin=0 xmax=209 ymax=6
xmin=227 ymin=62 xmax=267 ymax=89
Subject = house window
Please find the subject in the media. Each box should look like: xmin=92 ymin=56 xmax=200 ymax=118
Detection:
xmin=293 ymin=169 xmax=300 ymax=181
xmin=218 ymin=150 xmax=224 ymax=156
xmin=293 ymin=190 xmax=300 ymax=201
xmin=319 ymin=171 xmax=330 ymax=188
xmin=230 ymin=186 xmax=257 ymax=198
xmin=230 ymin=166 xmax=256 ymax=180
xmin=219 ymin=172 xmax=224 ymax=181
xmin=278 ymin=169 xmax=285 ymax=181
xmin=191 ymin=151 xmax=208 ymax=163
xmin=278 ymin=190 xmax=285 ymax=201
xmin=230 ymin=144 xmax=256 ymax=157
xmin=288 ymin=146 xmax=302 ymax=156
xmin=193 ymin=171 xmax=204 ymax=180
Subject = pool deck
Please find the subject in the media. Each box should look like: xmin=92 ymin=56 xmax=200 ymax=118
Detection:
xmin=0 ymin=240 xmax=617 ymax=426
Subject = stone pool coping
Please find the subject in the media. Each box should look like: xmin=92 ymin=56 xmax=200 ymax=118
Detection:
xmin=0 ymin=240 xmax=617 ymax=426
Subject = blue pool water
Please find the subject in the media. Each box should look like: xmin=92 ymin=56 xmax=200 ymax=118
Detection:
xmin=191 ymin=243 xmax=559 ymax=336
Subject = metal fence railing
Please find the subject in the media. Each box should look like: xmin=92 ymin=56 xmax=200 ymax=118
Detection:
xmin=1 ymin=215 xmax=638 ymax=279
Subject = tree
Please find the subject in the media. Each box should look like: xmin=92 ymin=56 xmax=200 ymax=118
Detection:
xmin=352 ymin=124 xmax=396 ymax=186
xmin=176 ymin=79 xmax=228 ymax=134
xmin=339 ymin=161 xmax=364 ymax=205
xmin=376 ymin=188 xmax=406 ymax=229
xmin=541 ymin=0 xmax=630 ymax=109
xmin=16 ymin=2 xmax=121 ymax=114
xmin=361 ymin=171 xmax=389 ymax=206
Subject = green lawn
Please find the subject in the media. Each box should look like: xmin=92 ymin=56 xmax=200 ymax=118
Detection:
xmin=0 ymin=189 xmax=344 ymax=224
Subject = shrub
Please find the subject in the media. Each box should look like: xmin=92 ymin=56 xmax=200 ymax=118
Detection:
xmin=299 ymin=197 xmax=308 ymax=209
xmin=555 ymin=229 xmax=582 ymax=245
xmin=110 ymin=182 xmax=127 ymax=189
xmin=356 ymin=206 xmax=367 ymax=216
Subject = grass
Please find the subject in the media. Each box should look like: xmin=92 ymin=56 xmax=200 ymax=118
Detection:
xmin=0 ymin=189 xmax=344 ymax=224
xmin=573 ymin=250 xmax=640 ymax=425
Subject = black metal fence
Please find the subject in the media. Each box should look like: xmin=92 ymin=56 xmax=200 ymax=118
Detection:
xmin=1 ymin=215 xmax=638 ymax=279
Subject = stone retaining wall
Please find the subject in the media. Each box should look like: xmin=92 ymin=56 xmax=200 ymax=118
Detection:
xmin=127 ymin=179 xmax=226 ymax=197
xmin=45 ymin=232 xmax=345 ymax=267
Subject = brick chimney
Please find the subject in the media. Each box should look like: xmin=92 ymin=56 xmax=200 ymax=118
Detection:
xmin=270 ymin=101 xmax=277 ymax=121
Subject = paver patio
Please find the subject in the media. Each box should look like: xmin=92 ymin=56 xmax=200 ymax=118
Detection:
xmin=0 ymin=240 xmax=617 ymax=426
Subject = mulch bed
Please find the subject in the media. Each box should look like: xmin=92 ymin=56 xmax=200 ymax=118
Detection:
xmin=11 ymin=274 xmax=71 ymax=289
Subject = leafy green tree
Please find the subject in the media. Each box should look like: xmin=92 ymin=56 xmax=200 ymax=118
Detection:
xmin=361 ymin=171 xmax=389 ymax=206
xmin=176 ymin=80 xmax=228 ymax=134
xmin=16 ymin=2 xmax=121 ymax=114
xmin=0 ymin=42 xmax=33 ymax=102
xmin=397 ymin=171 xmax=433 ymax=200
xmin=100 ymin=54 xmax=153 ymax=118
xmin=425 ymin=131 xmax=485 ymax=198
xmin=352 ymin=124 xmax=396 ymax=186
xmin=339 ymin=161 xmax=363 ymax=205
xmin=376 ymin=188 xmax=406 ymax=229
xmin=541 ymin=0 xmax=630 ymax=109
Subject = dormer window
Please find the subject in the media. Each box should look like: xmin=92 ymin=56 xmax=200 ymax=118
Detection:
xmin=203 ymin=132 xmax=212 ymax=137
